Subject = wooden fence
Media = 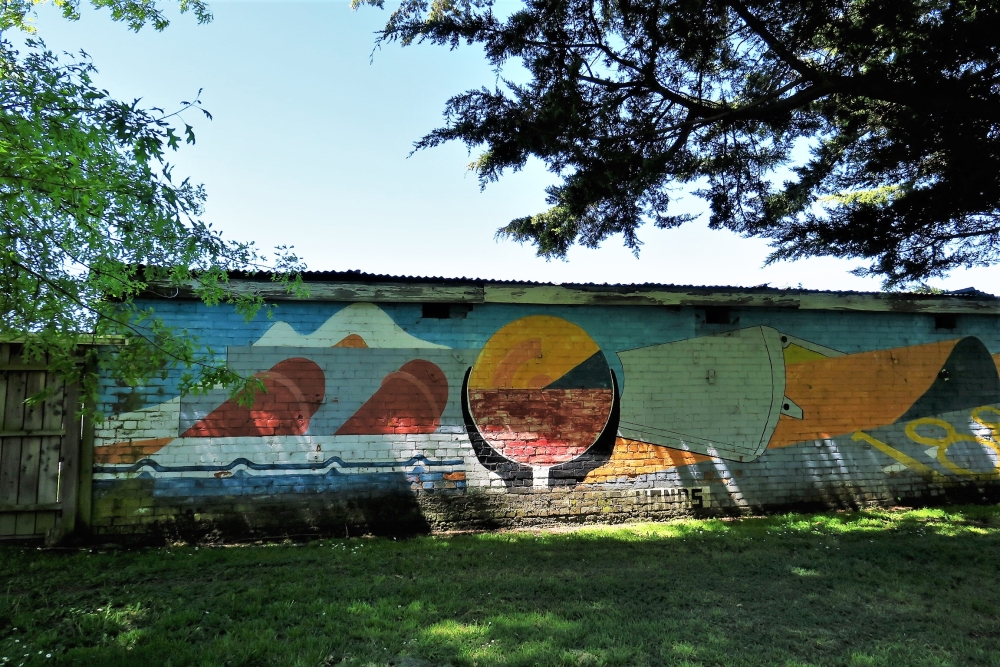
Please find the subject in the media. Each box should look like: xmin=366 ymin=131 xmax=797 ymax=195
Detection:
xmin=0 ymin=343 xmax=84 ymax=543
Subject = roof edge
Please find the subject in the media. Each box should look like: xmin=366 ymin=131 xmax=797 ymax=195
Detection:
xmin=139 ymin=271 xmax=1000 ymax=314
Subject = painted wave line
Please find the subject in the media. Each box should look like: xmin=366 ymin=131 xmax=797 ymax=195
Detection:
xmin=94 ymin=454 xmax=465 ymax=475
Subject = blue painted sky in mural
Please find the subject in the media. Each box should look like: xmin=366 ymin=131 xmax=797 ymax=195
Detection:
xmin=180 ymin=347 xmax=476 ymax=434
xmin=106 ymin=300 xmax=1000 ymax=409
xmin=28 ymin=1 xmax=1000 ymax=293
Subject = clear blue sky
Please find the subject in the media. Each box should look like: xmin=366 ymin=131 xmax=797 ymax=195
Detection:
xmin=30 ymin=1 xmax=1000 ymax=292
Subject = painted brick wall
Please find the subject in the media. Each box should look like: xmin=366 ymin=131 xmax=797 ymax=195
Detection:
xmin=89 ymin=299 xmax=1000 ymax=539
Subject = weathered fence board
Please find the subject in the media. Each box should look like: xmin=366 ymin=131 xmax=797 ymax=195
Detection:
xmin=0 ymin=437 xmax=19 ymax=535
xmin=16 ymin=436 xmax=41 ymax=535
xmin=0 ymin=344 xmax=84 ymax=542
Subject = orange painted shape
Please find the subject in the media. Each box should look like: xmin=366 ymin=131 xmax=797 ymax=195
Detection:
xmin=993 ymin=352 xmax=1000 ymax=375
xmin=94 ymin=438 xmax=173 ymax=464
xmin=584 ymin=437 xmax=711 ymax=483
xmin=333 ymin=334 xmax=368 ymax=348
xmin=335 ymin=359 xmax=449 ymax=435
xmin=493 ymin=338 xmax=542 ymax=388
xmin=769 ymin=339 xmax=960 ymax=449
xmin=183 ymin=358 xmax=326 ymax=438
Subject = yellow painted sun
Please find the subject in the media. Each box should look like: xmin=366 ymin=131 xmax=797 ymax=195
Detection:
xmin=469 ymin=315 xmax=601 ymax=390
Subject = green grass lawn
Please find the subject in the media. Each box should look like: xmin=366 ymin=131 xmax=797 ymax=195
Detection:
xmin=2 ymin=505 xmax=1000 ymax=667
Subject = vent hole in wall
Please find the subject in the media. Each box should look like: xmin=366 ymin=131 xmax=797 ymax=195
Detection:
xmin=934 ymin=314 xmax=957 ymax=330
xmin=422 ymin=304 xmax=450 ymax=319
xmin=703 ymin=307 xmax=731 ymax=325
xmin=422 ymin=304 xmax=473 ymax=319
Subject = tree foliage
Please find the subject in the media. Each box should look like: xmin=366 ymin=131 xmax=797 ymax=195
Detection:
xmin=1 ymin=0 xmax=303 ymax=411
xmin=357 ymin=0 xmax=1000 ymax=286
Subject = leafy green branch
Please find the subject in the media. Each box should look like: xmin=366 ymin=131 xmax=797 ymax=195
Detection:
xmin=0 ymin=1 xmax=306 ymax=416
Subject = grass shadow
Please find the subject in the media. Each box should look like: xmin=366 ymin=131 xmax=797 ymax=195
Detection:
xmin=1 ymin=505 xmax=999 ymax=666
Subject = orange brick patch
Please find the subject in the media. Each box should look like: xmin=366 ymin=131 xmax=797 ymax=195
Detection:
xmin=94 ymin=438 xmax=174 ymax=464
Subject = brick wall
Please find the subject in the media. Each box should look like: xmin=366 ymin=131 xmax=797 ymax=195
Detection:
xmin=89 ymin=299 xmax=1000 ymax=539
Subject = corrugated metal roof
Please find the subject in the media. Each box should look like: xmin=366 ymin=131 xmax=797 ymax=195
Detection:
xmin=223 ymin=269 xmax=996 ymax=300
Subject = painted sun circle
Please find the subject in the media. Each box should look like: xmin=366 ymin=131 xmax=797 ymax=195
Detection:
xmin=468 ymin=315 xmax=614 ymax=466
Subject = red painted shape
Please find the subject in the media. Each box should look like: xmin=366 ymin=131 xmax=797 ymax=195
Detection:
xmin=468 ymin=388 xmax=614 ymax=465
xmin=182 ymin=357 xmax=326 ymax=437
xmin=335 ymin=359 xmax=449 ymax=435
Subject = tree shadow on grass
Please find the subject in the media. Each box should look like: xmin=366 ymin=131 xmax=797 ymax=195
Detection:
xmin=1 ymin=505 xmax=999 ymax=667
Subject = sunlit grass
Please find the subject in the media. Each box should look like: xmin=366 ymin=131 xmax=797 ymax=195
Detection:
xmin=1 ymin=504 xmax=999 ymax=666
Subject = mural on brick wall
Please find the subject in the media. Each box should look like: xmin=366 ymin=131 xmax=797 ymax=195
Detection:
xmin=463 ymin=315 xmax=618 ymax=486
xmin=91 ymin=301 xmax=1000 ymax=524
xmin=586 ymin=334 xmax=1000 ymax=485
xmin=467 ymin=315 xmax=614 ymax=466
xmin=92 ymin=304 xmax=472 ymax=496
